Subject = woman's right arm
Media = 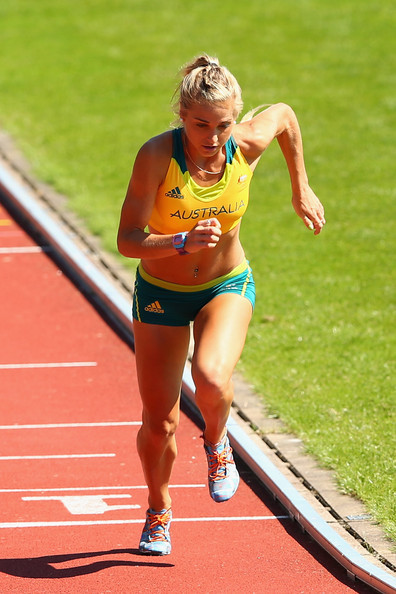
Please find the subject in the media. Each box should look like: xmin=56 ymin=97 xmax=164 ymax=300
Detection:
xmin=117 ymin=134 xmax=178 ymax=259
xmin=117 ymin=133 xmax=222 ymax=259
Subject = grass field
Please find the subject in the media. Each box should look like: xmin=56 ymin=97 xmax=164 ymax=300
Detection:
xmin=1 ymin=1 xmax=395 ymax=541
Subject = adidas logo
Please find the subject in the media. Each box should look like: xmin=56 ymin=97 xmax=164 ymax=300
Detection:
xmin=144 ymin=300 xmax=164 ymax=314
xmin=165 ymin=186 xmax=184 ymax=199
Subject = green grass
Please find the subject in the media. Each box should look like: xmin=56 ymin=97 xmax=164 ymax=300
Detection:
xmin=1 ymin=0 xmax=395 ymax=541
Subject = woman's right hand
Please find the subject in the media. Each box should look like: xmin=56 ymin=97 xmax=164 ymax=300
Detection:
xmin=185 ymin=218 xmax=222 ymax=253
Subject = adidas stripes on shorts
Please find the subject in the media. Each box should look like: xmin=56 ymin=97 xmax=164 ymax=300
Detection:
xmin=132 ymin=260 xmax=255 ymax=327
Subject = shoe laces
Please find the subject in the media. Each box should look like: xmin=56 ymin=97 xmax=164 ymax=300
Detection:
xmin=206 ymin=444 xmax=235 ymax=482
xmin=145 ymin=509 xmax=171 ymax=542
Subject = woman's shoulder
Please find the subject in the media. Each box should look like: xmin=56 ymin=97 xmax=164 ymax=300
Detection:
xmin=135 ymin=130 xmax=174 ymax=172
xmin=142 ymin=129 xmax=174 ymax=153
xmin=232 ymin=104 xmax=287 ymax=164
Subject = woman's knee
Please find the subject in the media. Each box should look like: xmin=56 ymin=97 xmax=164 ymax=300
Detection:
xmin=192 ymin=359 xmax=232 ymax=401
xmin=141 ymin=411 xmax=180 ymax=441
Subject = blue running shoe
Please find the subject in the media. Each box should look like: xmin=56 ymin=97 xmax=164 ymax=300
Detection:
xmin=204 ymin=433 xmax=239 ymax=502
xmin=139 ymin=508 xmax=172 ymax=555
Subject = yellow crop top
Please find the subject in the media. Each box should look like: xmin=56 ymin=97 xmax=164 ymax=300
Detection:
xmin=148 ymin=128 xmax=253 ymax=234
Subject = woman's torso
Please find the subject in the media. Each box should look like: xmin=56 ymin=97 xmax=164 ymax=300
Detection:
xmin=142 ymin=128 xmax=254 ymax=286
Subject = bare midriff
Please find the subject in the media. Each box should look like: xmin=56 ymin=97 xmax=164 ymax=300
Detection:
xmin=142 ymin=223 xmax=245 ymax=286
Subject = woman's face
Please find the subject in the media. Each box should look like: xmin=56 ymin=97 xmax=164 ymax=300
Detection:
xmin=180 ymin=100 xmax=236 ymax=158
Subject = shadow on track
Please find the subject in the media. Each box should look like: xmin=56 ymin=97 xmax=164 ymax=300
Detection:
xmin=0 ymin=549 xmax=174 ymax=579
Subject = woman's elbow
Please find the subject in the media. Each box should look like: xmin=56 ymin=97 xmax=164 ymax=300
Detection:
xmin=117 ymin=226 xmax=144 ymax=258
xmin=117 ymin=231 xmax=132 ymax=258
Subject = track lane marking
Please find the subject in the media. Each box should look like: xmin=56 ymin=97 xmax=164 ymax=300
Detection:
xmin=0 ymin=362 xmax=97 ymax=369
xmin=0 ymin=454 xmax=116 ymax=460
xmin=0 ymin=484 xmax=205 ymax=493
xmin=22 ymin=494 xmax=141 ymax=514
xmin=0 ymin=516 xmax=289 ymax=529
xmin=0 ymin=246 xmax=47 ymax=253
xmin=0 ymin=422 xmax=141 ymax=430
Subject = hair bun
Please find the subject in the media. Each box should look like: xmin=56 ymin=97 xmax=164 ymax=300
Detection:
xmin=173 ymin=53 xmax=243 ymax=121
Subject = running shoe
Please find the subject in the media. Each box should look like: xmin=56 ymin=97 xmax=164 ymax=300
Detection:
xmin=139 ymin=508 xmax=172 ymax=555
xmin=204 ymin=433 xmax=240 ymax=502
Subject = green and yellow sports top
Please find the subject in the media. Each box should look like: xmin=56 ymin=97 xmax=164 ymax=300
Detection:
xmin=148 ymin=128 xmax=253 ymax=234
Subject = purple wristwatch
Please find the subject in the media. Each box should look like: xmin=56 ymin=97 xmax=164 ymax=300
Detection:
xmin=172 ymin=232 xmax=189 ymax=255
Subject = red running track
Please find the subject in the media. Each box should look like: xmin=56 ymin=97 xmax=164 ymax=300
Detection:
xmin=0 ymin=201 xmax=374 ymax=593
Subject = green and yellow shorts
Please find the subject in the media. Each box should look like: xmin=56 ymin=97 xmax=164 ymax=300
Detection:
xmin=132 ymin=260 xmax=255 ymax=327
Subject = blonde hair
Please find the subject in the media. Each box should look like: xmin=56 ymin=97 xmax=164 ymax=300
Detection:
xmin=173 ymin=54 xmax=243 ymax=122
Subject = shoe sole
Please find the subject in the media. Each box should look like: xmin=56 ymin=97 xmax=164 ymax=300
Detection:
xmin=139 ymin=546 xmax=171 ymax=556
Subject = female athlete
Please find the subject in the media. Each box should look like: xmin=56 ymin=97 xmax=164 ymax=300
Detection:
xmin=117 ymin=53 xmax=325 ymax=555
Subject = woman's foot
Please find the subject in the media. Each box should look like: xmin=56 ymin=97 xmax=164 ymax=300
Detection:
xmin=139 ymin=507 xmax=172 ymax=555
xmin=204 ymin=433 xmax=239 ymax=502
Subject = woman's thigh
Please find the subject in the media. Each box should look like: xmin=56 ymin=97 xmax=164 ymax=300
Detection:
xmin=192 ymin=293 xmax=253 ymax=383
xmin=133 ymin=320 xmax=191 ymax=420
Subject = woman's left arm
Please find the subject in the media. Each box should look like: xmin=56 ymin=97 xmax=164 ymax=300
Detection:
xmin=236 ymin=103 xmax=326 ymax=235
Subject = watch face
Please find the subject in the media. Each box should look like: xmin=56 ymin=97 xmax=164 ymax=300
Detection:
xmin=174 ymin=233 xmax=186 ymax=248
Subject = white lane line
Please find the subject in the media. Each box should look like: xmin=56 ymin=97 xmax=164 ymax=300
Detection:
xmin=0 ymin=246 xmax=47 ymax=254
xmin=176 ymin=516 xmax=290 ymax=522
xmin=0 ymin=516 xmax=289 ymax=529
xmin=22 ymin=494 xmax=136 ymax=501
xmin=0 ymin=422 xmax=141 ymax=430
xmin=0 ymin=362 xmax=97 ymax=369
xmin=0 ymin=454 xmax=116 ymax=461
xmin=22 ymin=495 xmax=141 ymax=515
xmin=0 ymin=484 xmax=205 ymax=493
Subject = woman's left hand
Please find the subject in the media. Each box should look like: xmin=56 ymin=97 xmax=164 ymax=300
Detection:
xmin=292 ymin=186 xmax=326 ymax=235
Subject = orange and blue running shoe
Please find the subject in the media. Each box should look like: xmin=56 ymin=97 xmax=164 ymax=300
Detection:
xmin=139 ymin=508 xmax=172 ymax=555
xmin=204 ymin=433 xmax=240 ymax=502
